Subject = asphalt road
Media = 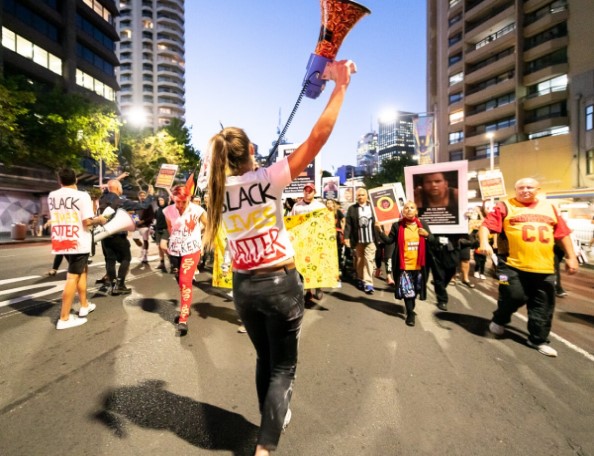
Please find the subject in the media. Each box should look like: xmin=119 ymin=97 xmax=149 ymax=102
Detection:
xmin=0 ymin=242 xmax=593 ymax=456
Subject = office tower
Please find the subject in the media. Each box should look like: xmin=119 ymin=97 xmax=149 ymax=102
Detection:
xmin=117 ymin=0 xmax=185 ymax=130
xmin=356 ymin=131 xmax=379 ymax=175
xmin=377 ymin=111 xmax=415 ymax=169
xmin=427 ymin=0 xmax=594 ymax=192
xmin=1 ymin=0 xmax=119 ymax=102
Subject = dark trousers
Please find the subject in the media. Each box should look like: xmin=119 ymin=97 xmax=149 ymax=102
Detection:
xmin=474 ymin=252 xmax=486 ymax=275
xmin=101 ymin=235 xmax=131 ymax=282
xmin=52 ymin=254 xmax=64 ymax=270
xmin=492 ymin=263 xmax=556 ymax=344
xmin=232 ymin=268 xmax=304 ymax=451
xmin=430 ymin=256 xmax=457 ymax=305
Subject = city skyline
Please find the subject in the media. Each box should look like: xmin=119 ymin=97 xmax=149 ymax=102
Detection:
xmin=184 ymin=0 xmax=427 ymax=171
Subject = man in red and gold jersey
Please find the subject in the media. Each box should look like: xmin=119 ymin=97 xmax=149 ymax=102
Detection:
xmin=478 ymin=177 xmax=578 ymax=357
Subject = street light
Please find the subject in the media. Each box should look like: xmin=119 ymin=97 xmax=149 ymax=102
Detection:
xmin=486 ymin=131 xmax=495 ymax=171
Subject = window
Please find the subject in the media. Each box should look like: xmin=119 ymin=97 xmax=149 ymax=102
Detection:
xmin=586 ymin=105 xmax=593 ymax=131
xmin=587 ymin=150 xmax=594 ymax=175
xmin=449 ymin=110 xmax=464 ymax=125
xmin=2 ymin=27 xmax=62 ymax=75
xmin=449 ymin=72 xmax=463 ymax=86
xmin=449 ymin=131 xmax=464 ymax=144
xmin=449 ymin=92 xmax=463 ymax=104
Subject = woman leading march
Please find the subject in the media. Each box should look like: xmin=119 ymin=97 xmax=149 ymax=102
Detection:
xmin=202 ymin=60 xmax=355 ymax=456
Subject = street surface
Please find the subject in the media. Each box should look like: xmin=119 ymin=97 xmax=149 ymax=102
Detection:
xmin=0 ymin=241 xmax=593 ymax=456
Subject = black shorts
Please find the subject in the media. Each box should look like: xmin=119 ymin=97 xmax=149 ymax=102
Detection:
xmin=459 ymin=246 xmax=471 ymax=261
xmin=65 ymin=253 xmax=90 ymax=274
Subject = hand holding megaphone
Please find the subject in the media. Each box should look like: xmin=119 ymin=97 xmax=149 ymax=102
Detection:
xmin=321 ymin=59 xmax=357 ymax=84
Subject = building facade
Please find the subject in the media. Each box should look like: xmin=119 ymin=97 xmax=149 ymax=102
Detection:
xmin=377 ymin=111 xmax=416 ymax=169
xmin=356 ymin=131 xmax=379 ymax=175
xmin=427 ymin=0 xmax=594 ymax=193
xmin=0 ymin=0 xmax=120 ymax=234
xmin=116 ymin=0 xmax=186 ymax=130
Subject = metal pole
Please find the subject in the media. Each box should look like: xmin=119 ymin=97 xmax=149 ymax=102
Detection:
xmin=489 ymin=135 xmax=495 ymax=171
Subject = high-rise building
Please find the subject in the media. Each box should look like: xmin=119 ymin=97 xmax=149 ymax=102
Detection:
xmin=377 ymin=111 xmax=415 ymax=169
xmin=117 ymin=0 xmax=185 ymax=130
xmin=1 ymin=0 xmax=119 ymax=102
xmin=427 ymin=0 xmax=594 ymax=192
xmin=356 ymin=131 xmax=379 ymax=175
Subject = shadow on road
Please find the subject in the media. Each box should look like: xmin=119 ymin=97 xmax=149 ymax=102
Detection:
xmin=434 ymin=311 xmax=530 ymax=345
xmin=557 ymin=311 xmax=594 ymax=326
xmin=329 ymin=290 xmax=405 ymax=319
xmin=92 ymin=379 xmax=258 ymax=455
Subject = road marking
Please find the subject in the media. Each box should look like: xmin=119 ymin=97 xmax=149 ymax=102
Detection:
xmin=0 ymin=282 xmax=67 ymax=307
xmin=0 ymin=276 xmax=40 ymax=286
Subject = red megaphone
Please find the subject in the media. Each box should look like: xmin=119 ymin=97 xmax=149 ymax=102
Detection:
xmin=303 ymin=0 xmax=371 ymax=99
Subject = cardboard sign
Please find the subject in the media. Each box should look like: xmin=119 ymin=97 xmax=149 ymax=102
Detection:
xmin=155 ymin=164 xmax=178 ymax=189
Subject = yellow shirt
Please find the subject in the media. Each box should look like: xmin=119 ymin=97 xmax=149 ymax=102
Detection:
xmin=502 ymin=198 xmax=557 ymax=273
xmin=403 ymin=223 xmax=421 ymax=270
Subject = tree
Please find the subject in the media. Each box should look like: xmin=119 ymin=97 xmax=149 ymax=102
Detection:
xmin=17 ymin=83 xmax=120 ymax=170
xmin=363 ymin=154 xmax=417 ymax=189
xmin=120 ymin=128 xmax=188 ymax=189
xmin=0 ymin=77 xmax=35 ymax=165
xmin=164 ymin=118 xmax=198 ymax=160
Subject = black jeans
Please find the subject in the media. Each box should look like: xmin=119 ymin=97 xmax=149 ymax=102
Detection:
xmin=233 ymin=268 xmax=304 ymax=451
xmin=101 ymin=234 xmax=131 ymax=282
xmin=492 ymin=263 xmax=556 ymax=344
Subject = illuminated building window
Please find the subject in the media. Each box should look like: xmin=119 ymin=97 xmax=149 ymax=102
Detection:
xmin=449 ymin=110 xmax=464 ymax=124
xmin=586 ymin=105 xmax=593 ymax=131
xmin=2 ymin=27 xmax=62 ymax=75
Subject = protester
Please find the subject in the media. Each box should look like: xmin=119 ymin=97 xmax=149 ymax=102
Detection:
xmin=376 ymin=201 xmax=432 ymax=326
xmin=161 ymin=185 xmax=207 ymax=335
xmin=132 ymin=189 xmax=155 ymax=264
xmin=479 ymin=177 xmax=578 ymax=357
xmin=291 ymin=183 xmax=327 ymax=300
xmin=153 ymin=196 xmax=171 ymax=272
xmin=48 ymin=168 xmax=107 ymax=329
xmin=326 ymin=198 xmax=345 ymax=276
xmin=283 ymin=197 xmax=296 ymax=216
xmin=202 ymin=59 xmax=355 ymax=456
xmin=344 ymin=187 xmax=378 ymax=294
xmin=98 ymin=180 xmax=154 ymax=295
xmin=199 ymin=192 xmax=213 ymax=269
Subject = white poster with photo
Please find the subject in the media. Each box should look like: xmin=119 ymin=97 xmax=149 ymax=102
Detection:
xmin=404 ymin=161 xmax=468 ymax=234
xmin=278 ymin=143 xmax=320 ymax=199
xmin=321 ymin=176 xmax=340 ymax=200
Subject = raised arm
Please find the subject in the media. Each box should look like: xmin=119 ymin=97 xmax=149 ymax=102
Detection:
xmin=287 ymin=60 xmax=356 ymax=180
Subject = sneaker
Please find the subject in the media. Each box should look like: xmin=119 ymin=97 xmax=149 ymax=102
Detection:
xmin=176 ymin=322 xmax=188 ymax=336
xmin=78 ymin=302 xmax=96 ymax=317
xmin=313 ymin=288 xmax=324 ymax=300
xmin=364 ymin=284 xmax=374 ymax=294
xmin=526 ymin=339 xmax=558 ymax=357
xmin=479 ymin=274 xmax=487 ymax=280
xmin=374 ymin=268 xmax=382 ymax=278
xmin=405 ymin=312 xmax=416 ymax=327
xmin=556 ymin=290 xmax=568 ymax=298
xmin=488 ymin=321 xmax=505 ymax=336
xmin=156 ymin=262 xmax=166 ymax=271
xmin=356 ymin=280 xmax=365 ymax=291
xmin=473 ymin=271 xmax=480 ymax=279
xmin=282 ymin=408 xmax=292 ymax=431
xmin=56 ymin=315 xmax=87 ymax=330
xmin=437 ymin=302 xmax=448 ymax=311
xmin=237 ymin=325 xmax=247 ymax=334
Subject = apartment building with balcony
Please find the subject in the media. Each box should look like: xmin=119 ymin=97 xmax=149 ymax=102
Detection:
xmin=117 ymin=0 xmax=186 ymax=130
xmin=427 ymin=0 xmax=594 ymax=199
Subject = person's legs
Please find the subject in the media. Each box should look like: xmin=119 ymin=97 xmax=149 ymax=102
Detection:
xmin=525 ymin=273 xmax=556 ymax=345
xmin=60 ymin=273 xmax=79 ymax=320
xmin=355 ymin=243 xmax=365 ymax=284
xmin=234 ymin=269 xmax=304 ymax=452
xmin=362 ymin=242 xmax=377 ymax=287
xmin=177 ymin=251 xmax=200 ymax=326
xmin=492 ymin=264 xmax=526 ymax=326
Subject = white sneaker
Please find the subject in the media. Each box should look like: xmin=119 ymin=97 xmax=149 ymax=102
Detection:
xmin=488 ymin=321 xmax=505 ymax=336
xmin=526 ymin=339 xmax=558 ymax=357
xmin=78 ymin=302 xmax=96 ymax=317
xmin=473 ymin=272 xmax=480 ymax=279
xmin=56 ymin=315 xmax=87 ymax=330
xmin=282 ymin=408 xmax=292 ymax=431
xmin=480 ymin=274 xmax=487 ymax=280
